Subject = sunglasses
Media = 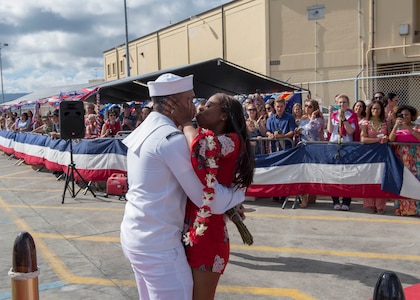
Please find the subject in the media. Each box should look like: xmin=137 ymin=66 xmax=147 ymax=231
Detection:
xmin=109 ymin=114 xmax=116 ymax=117
xmin=247 ymin=108 xmax=256 ymax=111
xmin=374 ymin=96 xmax=383 ymax=100
xmin=304 ymin=105 xmax=313 ymax=108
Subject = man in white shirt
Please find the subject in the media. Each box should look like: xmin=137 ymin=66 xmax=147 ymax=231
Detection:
xmin=120 ymin=73 xmax=245 ymax=300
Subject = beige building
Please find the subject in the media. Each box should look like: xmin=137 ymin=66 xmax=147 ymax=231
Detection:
xmin=103 ymin=0 xmax=420 ymax=107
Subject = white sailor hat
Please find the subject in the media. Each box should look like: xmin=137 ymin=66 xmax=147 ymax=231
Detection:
xmin=147 ymin=73 xmax=194 ymax=97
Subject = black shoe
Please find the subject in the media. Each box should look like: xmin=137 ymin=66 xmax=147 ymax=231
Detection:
xmin=273 ymin=197 xmax=280 ymax=202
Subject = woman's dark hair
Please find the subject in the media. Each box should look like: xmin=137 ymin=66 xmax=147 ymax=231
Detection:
xmin=266 ymin=98 xmax=275 ymax=108
xmin=353 ymin=100 xmax=367 ymax=118
xmin=372 ymin=91 xmax=385 ymax=101
xmin=396 ymin=105 xmax=418 ymax=121
xmin=366 ymin=100 xmax=385 ymax=121
xmin=107 ymin=109 xmax=118 ymax=118
xmin=304 ymin=99 xmax=320 ymax=116
xmin=217 ymin=93 xmax=255 ymax=188
xmin=383 ymin=92 xmax=397 ymax=107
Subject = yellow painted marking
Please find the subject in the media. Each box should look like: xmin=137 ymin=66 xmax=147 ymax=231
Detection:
xmin=35 ymin=233 xmax=120 ymax=243
xmin=217 ymin=285 xmax=316 ymax=299
xmin=231 ymin=244 xmax=420 ymax=262
xmin=0 ymin=169 xmax=34 ymax=178
xmin=7 ymin=210 xmax=75 ymax=282
xmin=7 ymin=204 xmax=420 ymax=225
xmin=0 ymin=197 xmax=118 ymax=286
xmin=0 ymin=177 xmax=54 ymax=180
xmin=34 ymin=232 xmax=420 ymax=263
xmin=0 ymin=188 xmax=62 ymax=192
xmin=8 ymin=204 xmax=123 ymax=211
xmin=2 ymin=195 xmax=420 ymax=299
xmin=250 ymin=213 xmax=420 ymax=225
xmin=59 ymin=276 xmax=136 ymax=287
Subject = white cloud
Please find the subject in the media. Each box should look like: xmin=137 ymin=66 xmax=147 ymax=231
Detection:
xmin=0 ymin=0 xmax=232 ymax=94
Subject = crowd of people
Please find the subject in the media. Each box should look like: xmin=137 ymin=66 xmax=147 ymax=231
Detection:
xmin=240 ymin=91 xmax=420 ymax=214
xmin=0 ymin=101 xmax=154 ymax=140
xmin=1 ymin=90 xmax=419 ymax=214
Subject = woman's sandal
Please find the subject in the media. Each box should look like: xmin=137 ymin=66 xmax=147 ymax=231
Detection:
xmin=368 ymin=207 xmax=376 ymax=214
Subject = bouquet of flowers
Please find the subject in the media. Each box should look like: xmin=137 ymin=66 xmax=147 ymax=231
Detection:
xmin=225 ymin=204 xmax=253 ymax=245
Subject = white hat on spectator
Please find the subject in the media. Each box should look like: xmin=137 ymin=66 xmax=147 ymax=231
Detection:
xmin=147 ymin=73 xmax=194 ymax=97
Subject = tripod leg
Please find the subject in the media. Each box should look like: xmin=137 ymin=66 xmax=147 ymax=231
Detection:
xmin=73 ymin=168 xmax=96 ymax=198
xmin=62 ymin=165 xmax=78 ymax=204
xmin=70 ymin=165 xmax=76 ymax=198
xmin=62 ymin=168 xmax=71 ymax=204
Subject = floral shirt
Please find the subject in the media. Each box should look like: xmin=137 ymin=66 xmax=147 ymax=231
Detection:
xmin=299 ymin=117 xmax=324 ymax=141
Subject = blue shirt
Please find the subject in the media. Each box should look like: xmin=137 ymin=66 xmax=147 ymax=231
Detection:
xmin=266 ymin=112 xmax=296 ymax=135
xmin=266 ymin=112 xmax=296 ymax=150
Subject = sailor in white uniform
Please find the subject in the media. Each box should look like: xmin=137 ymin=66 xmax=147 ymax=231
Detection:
xmin=120 ymin=73 xmax=245 ymax=300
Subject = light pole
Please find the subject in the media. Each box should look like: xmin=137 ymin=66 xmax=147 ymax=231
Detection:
xmin=0 ymin=43 xmax=8 ymax=104
xmin=124 ymin=0 xmax=130 ymax=77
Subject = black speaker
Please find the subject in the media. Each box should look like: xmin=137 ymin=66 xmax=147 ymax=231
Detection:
xmin=59 ymin=101 xmax=85 ymax=139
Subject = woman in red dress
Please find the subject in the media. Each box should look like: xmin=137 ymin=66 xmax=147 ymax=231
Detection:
xmin=166 ymin=93 xmax=255 ymax=300
xmin=100 ymin=109 xmax=121 ymax=137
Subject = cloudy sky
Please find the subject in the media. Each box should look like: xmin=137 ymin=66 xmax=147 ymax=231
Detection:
xmin=0 ymin=0 xmax=232 ymax=94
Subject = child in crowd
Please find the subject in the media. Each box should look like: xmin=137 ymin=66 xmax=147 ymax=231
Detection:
xmin=246 ymin=119 xmax=264 ymax=154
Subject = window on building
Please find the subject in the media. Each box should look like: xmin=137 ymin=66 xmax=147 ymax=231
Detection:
xmin=414 ymin=0 xmax=420 ymax=43
xmin=107 ymin=64 xmax=111 ymax=77
xmin=112 ymin=63 xmax=116 ymax=76
xmin=120 ymin=60 xmax=125 ymax=74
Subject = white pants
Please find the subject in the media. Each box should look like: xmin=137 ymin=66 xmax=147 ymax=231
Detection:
xmin=122 ymin=245 xmax=193 ymax=300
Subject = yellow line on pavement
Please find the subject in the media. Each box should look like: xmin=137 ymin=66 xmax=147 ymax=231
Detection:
xmin=34 ymin=232 xmax=420 ymax=262
xmin=6 ymin=204 xmax=420 ymax=226
xmin=231 ymin=244 xmax=420 ymax=261
xmin=0 ymin=169 xmax=34 ymax=178
xmin=35 ymin=232 xmax=120 ymax=243
xmin=11 ymin=215 xmax=75 ymax=281
xmin=2 ymin=194 xmax=419 ymax=299
xmin=250 ymin=213 xmax=420 ymax=225
xmin=0 ymin=197 xmax=123 ymax=287
xmin=7 ymin=204 xmax=123 ymax=211
xmin=1 ymin=176 xmax=53 ymax=180
xmin=217 ymin=285 xmax=316 ymax=299
xmin=0 ymin=188 xmax=62 ymax=192
xmin=0 ymin=197 xmax=315 ymax=298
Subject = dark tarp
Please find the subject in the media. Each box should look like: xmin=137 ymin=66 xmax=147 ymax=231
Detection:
xmin=85 ymin=58 xmax=305 ymax=103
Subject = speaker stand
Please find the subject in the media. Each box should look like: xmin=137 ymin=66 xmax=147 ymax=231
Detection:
xmin=62 ymin=140 xmax=96 ymax=204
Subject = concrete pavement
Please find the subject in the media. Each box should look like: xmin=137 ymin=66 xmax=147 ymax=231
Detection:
xmin=0 ymin=152 xmax=419 ymax=300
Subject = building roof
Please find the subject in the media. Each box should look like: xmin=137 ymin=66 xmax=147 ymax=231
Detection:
xmin=84 ymin=58 xmax=305 ymax=103
xmin=1 ymin=82 xmax=102 ymax=107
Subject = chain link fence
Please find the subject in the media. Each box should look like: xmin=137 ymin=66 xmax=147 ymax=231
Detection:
xmin=299 ymin=67 xmax=420 ymax=112
xmin=360 ymin=72 xmax=420 ymax=109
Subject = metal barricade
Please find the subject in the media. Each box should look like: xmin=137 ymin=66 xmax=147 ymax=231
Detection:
xmin=249 ymin=137 xmax=294 ymax=155
xmin=114 ymin=130 xmax=132 ymax=139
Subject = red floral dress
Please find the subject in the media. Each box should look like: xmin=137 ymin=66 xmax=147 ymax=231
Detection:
xmin=184 ymin=131 xmax=241 ymax=274
xmin=392 ymin=130 xmax=420 ymax=216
